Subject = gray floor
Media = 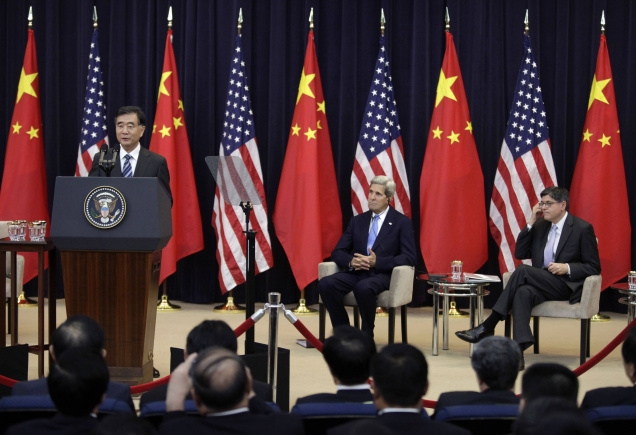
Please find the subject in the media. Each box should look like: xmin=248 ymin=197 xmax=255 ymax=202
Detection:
xmin=14 ymin=298 xmax=631 ymax=411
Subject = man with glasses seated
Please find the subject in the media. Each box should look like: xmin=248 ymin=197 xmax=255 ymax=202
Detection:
xmin=455 ymin=186 xmax=600 ymax=368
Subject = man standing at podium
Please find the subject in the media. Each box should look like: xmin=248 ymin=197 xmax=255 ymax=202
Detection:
xmin=89 ymin=106 xmax=172 ymax=204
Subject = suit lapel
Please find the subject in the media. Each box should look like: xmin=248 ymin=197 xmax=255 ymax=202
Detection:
xmin=554 ymin=213 xmax=574 ymax=261
xmin=373 ymin=207 xmax=395 ymax=250
xmin=134 ymin=147 xmax=150 ymax=177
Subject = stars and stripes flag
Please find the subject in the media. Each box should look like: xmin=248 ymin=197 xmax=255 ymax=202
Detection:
xmin=489 ymin=33 xmax=558 ymax=273
xmin=0 ymin=28 xmax=50 ymax=283
xmin=212 ymin=34 xmax=274 ymax=293
xmin=75 ymin=28 xmax=108 ymax=177
xmin=351 ymin=34 xmax=411 ymax=217
xmin=570 ymin=33 xmax=630 ymax=289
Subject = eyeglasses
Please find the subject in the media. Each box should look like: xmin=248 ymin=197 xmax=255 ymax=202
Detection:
xmin=539 ymin=201 xmax=560 ymax=208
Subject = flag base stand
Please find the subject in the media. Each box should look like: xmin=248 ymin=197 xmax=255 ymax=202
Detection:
xmin=17 ymin=292 xmax=37 ymax=307
xmin=376 ymin=307 xmax=389 ymax=317
xmin=157 ymin=282 xmax=181 ymax=311
xmin=214 ymin=293 xmax=245 ymax=313
xmin=442 ymin=300 xmax=469 ymax=317
xmin=591 ymin=312 xmax=611 ymax=322
xmin=292 ymin=299 xmax=317 ymax=315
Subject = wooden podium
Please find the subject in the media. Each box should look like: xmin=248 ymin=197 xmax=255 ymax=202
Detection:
xmin=50 ymin=176 xmax=172 ymax=384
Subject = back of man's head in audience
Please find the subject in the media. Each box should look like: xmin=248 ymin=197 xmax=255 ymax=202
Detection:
xmin=370 ymin=343 xmax=428 ymax=409
xmin=185 ymin=320 xmax=237 ymax=356
xmin=91 ymin=413 xmax=157 ymax=435
xmin=471 ymin=336 xmax=521 ymax=391
xmin=514 ymin=397 xmax=597 ymax=435
xmin=322 ymin=325 xmax=376 ymax=385
xmin=622 ymin=326 xmax=636 ymax=382
xmin=51 ymin=315 xmax=105 ymax=360
xmin=190 ymin=346 xmax=250 ymax=413
xmin=520 ymin=363 xmax=578 ymax=408
xmin=48 ymin=347 xmax=109 ymax=417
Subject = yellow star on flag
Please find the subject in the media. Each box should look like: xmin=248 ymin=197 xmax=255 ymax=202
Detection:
xmin=304 ymin=126 xmax=317 ymax=141
xmin=173 ymin=117 xmax=183 ymax=130
xmin=597 ymin=133 xmax=611 ymax=148
xmin=153 ymin=124 xmax=157 ymax=133
xmin=447 ymin=130 xmax=460 ymax=144
xmin=432 ymin=126 xmax=442 ymax=139
xmin=296 ymin=69 xmax=315 ymax=104
xmin=160 ymin=124 xmax=171 ymax=138
xmin=16 ymin=68 xmax=38 ymax=103
xmin=588 ymin=74 xmax=610 ymax=109
xmin=158 ymin=71 xmax=172 ymax=98
xmin=317 ymin=120 xmax=322 ymax=130
xmin=12 ymin=122 xmax=22 ymax=134
xmin=582 ymin=129 xmax=593 ymax=142
xmin=465 ymin=121 xmax=473 ymax=134
xmin=27 ymin=126 xmax=39 ymax=139
xmin=291 ymin=124 xmax=300 ymax=136
xmin=178 ymin=99 xmax=184 ymax=111
xmin=435 ymin=70 xmax=458 ymax=107
xmin=317 ymin=101 xmax=326 ymax=113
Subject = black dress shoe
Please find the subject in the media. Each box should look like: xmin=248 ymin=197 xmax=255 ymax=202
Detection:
xmin=153 ymin=367 xmax=160 ymax=378
xmin=455 ymin=324 xmax=494 ymax=344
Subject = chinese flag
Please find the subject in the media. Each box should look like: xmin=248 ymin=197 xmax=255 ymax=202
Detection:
xmin=419 ymin=31 xmax=487 ymax=274
xmin=0 ymin=28 xmax=50 ymax=284
xmin=149 ymin=29 xmax=204 ymax=284
xmin=273 ymin=30 xmax=342 ymax=291
xmin=570 ymin=34 xmax=631 ymax=289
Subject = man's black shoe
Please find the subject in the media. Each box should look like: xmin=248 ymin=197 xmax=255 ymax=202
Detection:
xmin=455 ymin=324 xmax=493 ymax=344
xmin=153 ymin=367 xmax=160 ymax=378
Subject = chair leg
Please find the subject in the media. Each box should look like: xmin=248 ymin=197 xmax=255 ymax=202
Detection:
xmin=388 ymin=307 xmax=396 ymax=344
xmin=353 ymin=307 xmax=360 ymax=329
xmin=586 ymin=318 xmax=591 ymax=358
xmin=533 ymin=317 xmax=540 ymax=354
xmin=319 ymin=303 xmax=326 ymax=341
xmin=401 ymin=305 xmax=408 ymax=344
xmin=580 ymin=318 xmax=589 ymax=366
xmin=504 ymin=314 xmax=511 ymax=338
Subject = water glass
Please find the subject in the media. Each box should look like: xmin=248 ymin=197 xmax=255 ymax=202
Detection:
xmin=629 ymin=271 xmax=636 ymax=291
xmin=451 ymin=260 xmax=463 ymax=281
xmin=28 ymin=220 xmax=47 ymax=242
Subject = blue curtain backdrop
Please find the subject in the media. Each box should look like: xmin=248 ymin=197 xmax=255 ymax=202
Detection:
xmin=1 ymin=0 xmax=635 ymax=310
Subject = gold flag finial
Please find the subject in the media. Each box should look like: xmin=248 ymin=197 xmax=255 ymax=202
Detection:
xmin=238 ymin=8 xmax=243 ymax=35
xmin=168 ymin=6 xmax=173 ymax=29
xmin=381 ymin=8 xmax=385 ymax=35
xmin=601 ymin=10 xmax=605 ymax=34
xmin=309 ymin=8 xmax=314 ymax=30
xmin=93 ymin=6 xmax=98 ymax=28
xmin=28 ymin=6 xmax=33 ymax=28
xmin=524 ymin=9 xmax=529 ymax=34
xmin=445 ymin=7 xmax=450 ymax=32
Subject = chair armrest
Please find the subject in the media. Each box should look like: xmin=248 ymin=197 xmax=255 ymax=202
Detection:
xmin=318 ymin=262 xmax=341 ymax=280
xmin=385 ymin=265 xmax=415 ymax=307
xmin=578 ymin=275 xmax=601 ymax=317
xmin=502 ymin=271 xmax=512 ymax=288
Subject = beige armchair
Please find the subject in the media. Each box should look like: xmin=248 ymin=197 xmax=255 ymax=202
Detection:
xmin=318 ymin=262 xmax=414 ymax=344
xmin=502 ymin=271 xmax=601 ymax=365
xmin=0 ymin=221 xmax=25 ymax=299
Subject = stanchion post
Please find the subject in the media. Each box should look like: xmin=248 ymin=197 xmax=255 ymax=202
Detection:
xmin=267 ymin=292 xmax=281 ymax=403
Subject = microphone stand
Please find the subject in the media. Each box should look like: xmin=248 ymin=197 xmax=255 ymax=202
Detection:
xmin=99 ymin=147 xmax=118 ymax=177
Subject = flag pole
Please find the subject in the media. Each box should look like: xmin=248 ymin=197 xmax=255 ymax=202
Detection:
xmin=292 ymin=7 xmax=318 ymax=316
xmin=213 ymin=8 xmax=247 ymax=314
xmin=16 ymin=7 xmax=38 ymax=308
xmin=590 ymin=10 xmax=610 ymax=323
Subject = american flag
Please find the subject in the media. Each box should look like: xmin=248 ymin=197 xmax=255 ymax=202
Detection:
xmin=351 ymin=34 xmax=411 ymax=217
xmin=212 ymin=34 xmax=274 ymax=293
xmin=489 ymin=33 xmax=558 ymax=273
xmin=75 ymin=28 xmax=108 ymax=176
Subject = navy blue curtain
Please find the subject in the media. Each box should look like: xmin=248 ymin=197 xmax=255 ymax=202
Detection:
xmin=1 ymin=0 xmax=635 ymax=309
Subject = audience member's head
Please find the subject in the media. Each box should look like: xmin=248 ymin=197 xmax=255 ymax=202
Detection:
xmin=514 ymin=397 xmax=598 ymax=435
xmin=370 ymin=343 xmax=428 ymax=409
xmin=622 ymin=326 xmax=636 ymax=383
xmin=51 ymin=315 xmax=106 ymax=360
xmin=48 ymin=347 xmax=109 ymax=417
xmin=322 ymin=325 xmax=376 ymax=386
xmin=185 ymin=320 xmax=238 ymax=356
xmin=91 ymin=413 xmax=157 ymax=435
xmin=471 ymin=336 xmax=521 ymax=391
xmin=190 ymin=346 xmax=251 ymax=413
xmin=520 ymin=363 xmax=578 ymax=410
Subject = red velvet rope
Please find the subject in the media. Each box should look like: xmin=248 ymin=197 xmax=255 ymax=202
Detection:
xmin=289 ymin=318 xmax=323 ymax=352
xmin=233 ymin=317 xmax=256 ymax=339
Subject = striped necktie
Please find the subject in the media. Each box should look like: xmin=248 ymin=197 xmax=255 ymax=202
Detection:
xmin=367 ymin=214 xmax=379 ymax=254
xmin=122 ymin=154 xmax=133 ymax=178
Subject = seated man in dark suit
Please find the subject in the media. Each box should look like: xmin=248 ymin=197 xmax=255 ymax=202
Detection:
xmin=456 ymin=186 xmax=601 ymax=367
xmin=7 ymin=348 xmax=110 ymax=435
xmin=433 ymin=336 xmax=521 ymax=416
xmin=11 ymin=315 xmax=134 ymax=411
xmin=159 ymin=347 xmax=302 ymax=435
xmin=296 ymin=325 xmax=375 ymax=405
xmin=140 ymin=320 xmax=272 ymax=413
xmin=329 ymin=344 xmax=470 ymax=435
xmin=580 ymin=325 xmax=636 ymax=409
xmin=320 ymin=175 xmax=417 ymax=337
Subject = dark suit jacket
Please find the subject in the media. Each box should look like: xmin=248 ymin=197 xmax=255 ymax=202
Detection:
xmin=328 ymin=412 xmax=471 ymax=435
xmin=580 ymin=385 xmax=636 ymax=409
xmin=295 ymin=388 xmax=374 ymax=405
xmin=139 ymin=379 xmax=273 ymax=413
xmin=11 ymin=377 xmax=135 ymax=412
xmin=514 ymin=213 xmax=600 ymax=303
xmin=6 ymin=413 xmax=98 ymax=435
xmin=331 ymin=207 xmax=417 ymax=273
xmin=89 ymin=145 xmax=172 ymax=204
xmin=159 ymin=410 xmax=303 ymax=435
xmin=433 ymin=389 xmax=520 ymax=417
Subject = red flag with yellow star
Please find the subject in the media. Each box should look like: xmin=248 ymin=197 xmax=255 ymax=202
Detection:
xmin=570 ymin=33 xmax=631 ymax=289
xmin=149 ymin=29 xmax=204 ymax=284
xmin=273 ymin=30 xmax=342 ymax=290
xmin=0 ymin=28 xmax=50 ymax=284
xmin=419 ymin=31 xmax=487 ymax=274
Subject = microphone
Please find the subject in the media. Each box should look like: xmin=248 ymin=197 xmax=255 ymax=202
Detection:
xmin=98 ymin=144 xmax=108 ymax=172
xmin=110 ymin=144 xmax=120 ymax=163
